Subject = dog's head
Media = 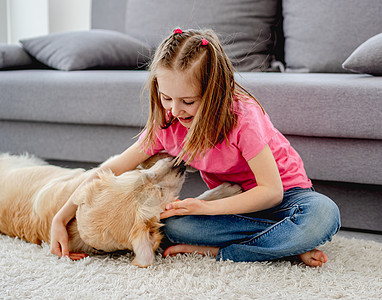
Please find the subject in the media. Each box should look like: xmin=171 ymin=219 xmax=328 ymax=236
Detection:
xmin=72 ymin=155 xmax=186 ymax=257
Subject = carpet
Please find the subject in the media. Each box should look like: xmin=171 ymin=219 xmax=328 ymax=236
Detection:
xmin=1 ymin=234 xmax=381 ymax=299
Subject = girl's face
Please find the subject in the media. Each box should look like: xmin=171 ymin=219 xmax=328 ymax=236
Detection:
xmin=156 ymin=68 xmax=202 ymax=128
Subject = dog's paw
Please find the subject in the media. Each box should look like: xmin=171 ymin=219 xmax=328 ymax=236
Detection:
xmin=131 ymin=253 xmax=154 ymax=268
xmin=216 ymin=182 xmax=242 ymax=197
xmin=185 ymin=165 xmax=198 ymax=173
xmin=197 ymin=183 xmax=242 ymax=201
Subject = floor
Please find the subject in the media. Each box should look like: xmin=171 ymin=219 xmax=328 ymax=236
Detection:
xmin=337 ymin=229 xmax=382 ymax=243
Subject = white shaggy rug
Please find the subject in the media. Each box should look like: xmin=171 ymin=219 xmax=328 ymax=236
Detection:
xmin=1 ymin=234 xmax=381 ymax=299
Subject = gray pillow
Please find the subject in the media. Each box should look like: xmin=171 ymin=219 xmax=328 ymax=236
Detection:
xmin=342 ymin=33 xmax=382 ymax=76
xmin=0 ymin=44 xmax=34 ymax=69
xmin=124 ymin=0 xmax=279 ymax=72
xmin=20 ymin=30 xmax=151 ymax=71
xmin=283 ymin=0 xmax=382 ymax=73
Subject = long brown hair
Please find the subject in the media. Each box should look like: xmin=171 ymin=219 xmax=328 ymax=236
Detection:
xmin=140 ymin=29 xmax=263 ymax=164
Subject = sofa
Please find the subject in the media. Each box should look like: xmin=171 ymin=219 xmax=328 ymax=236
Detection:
xmin=1 ymin=0 xmax=381 ymax=232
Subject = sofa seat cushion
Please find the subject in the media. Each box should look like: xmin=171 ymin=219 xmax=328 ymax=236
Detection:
xmin=0 ymin=69 xmax=150 ymax=127
xmin=1 ymin=70 xmax=381 ymax=140
xmin=237 ymin=73 xmax=382 ymax=140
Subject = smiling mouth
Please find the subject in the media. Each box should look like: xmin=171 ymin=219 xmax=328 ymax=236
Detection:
xmin=178 ymin=116 xmax=193 ymax=123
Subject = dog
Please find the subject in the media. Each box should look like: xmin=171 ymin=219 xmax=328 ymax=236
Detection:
xmin=0 ymin=153 xmax=241 ymax=267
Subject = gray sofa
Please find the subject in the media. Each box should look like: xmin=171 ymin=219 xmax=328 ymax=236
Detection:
xmin=1 ymin=0 xmax=381 ymax=232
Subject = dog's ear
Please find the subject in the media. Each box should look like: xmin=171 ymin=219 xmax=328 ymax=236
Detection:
xmin=130 ymin=218 xmax=163 ymax=268
xmin=138 ymin=152 xmax=173 ymax=169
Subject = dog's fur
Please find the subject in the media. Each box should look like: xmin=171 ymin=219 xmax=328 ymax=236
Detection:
xmin=0 ymin=153 xmax=241 ymax=267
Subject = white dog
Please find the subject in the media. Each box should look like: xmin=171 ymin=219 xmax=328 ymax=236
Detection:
xmin=0 ymin=153 xmax=241 ymax=267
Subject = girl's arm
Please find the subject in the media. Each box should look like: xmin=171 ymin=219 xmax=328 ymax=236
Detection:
xmin=100 ymin=141 xmax=152 ymax=176
xmin=161 ymin=145 xmax=284 ymax=218
xmin=50 ymin=141 xmax=151 ymax=259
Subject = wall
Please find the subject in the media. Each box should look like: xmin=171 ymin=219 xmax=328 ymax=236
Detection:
xmin=48 ymin=0 xmax=91 ymax=34
xmin=0 ymin=0 xmax=7 ymax=43
xmin=0 ymin=0 xmax=91 ymax=44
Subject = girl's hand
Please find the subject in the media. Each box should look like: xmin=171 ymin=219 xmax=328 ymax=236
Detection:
xmin=50 ymin=217 xmax=88 ymax=261
xmin=160 ymin=198 xmax=209 ymax=219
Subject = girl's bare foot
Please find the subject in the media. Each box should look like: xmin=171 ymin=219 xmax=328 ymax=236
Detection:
xmin=163 ymin=244 xmax=219 ymax=258
xmin=298 ymin=249 xmax=328 ymax=267
xmin=163 ymin=244 xmax=328 ymax=268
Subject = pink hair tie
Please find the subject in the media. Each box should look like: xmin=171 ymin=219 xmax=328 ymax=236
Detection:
xmin=174 ymin=28 xmax=182 ymax=34
xmin=201 ymin=38 xmax=209 ymax=46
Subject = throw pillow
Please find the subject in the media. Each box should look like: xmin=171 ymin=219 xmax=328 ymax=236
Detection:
xmin=342 ymin=33 xmax=382 ymax=76
xmin=20 ymin=30 xmax=152 ymax=71
xmin=124 ymin=0 xmax=279 ymax=72
xmin=0 ymin=44 xmax=34 ymax=69
xmin=283 ymin=0 xmax=382 ymax=73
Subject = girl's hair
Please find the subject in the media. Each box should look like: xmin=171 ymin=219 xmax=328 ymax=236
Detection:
xmin=140 ymin=28 xmax=263 ymax=164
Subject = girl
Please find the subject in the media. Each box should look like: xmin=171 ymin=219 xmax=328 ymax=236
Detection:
xmin=51 ymin=29 xmax=340 ymax=267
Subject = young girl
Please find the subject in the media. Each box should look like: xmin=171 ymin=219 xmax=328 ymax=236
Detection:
xmin=50 ymin=29 xmax=340 ymax=267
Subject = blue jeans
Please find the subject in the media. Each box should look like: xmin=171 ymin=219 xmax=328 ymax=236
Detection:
xmin=162 ymin=187 xmax=341 ymax=262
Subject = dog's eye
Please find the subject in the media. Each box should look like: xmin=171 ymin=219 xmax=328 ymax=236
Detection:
xmin=92 ymin=247 xmax=106 ymax=254
xmin=154 ymin=186 xmax=165 ymax=197
xmin=145 ymin=172 xmax=156 ymax=179
xmin=146 ymin=172 xmax=155 ymax=179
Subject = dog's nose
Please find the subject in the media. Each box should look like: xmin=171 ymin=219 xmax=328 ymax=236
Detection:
xmin=172 ymin=159 xmax=186 ymax=175
xmin=179 ymin=160 xmax=186 ymax=175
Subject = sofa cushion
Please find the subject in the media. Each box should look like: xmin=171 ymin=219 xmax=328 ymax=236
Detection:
xmin=91 ymin=0 xmax=128 ymax=33
xmin=20 ymin=30 xmax=151 ymax=71
xmin=342 ymin=33 xmax=382 ymax=76
xmin=0 ymin=69 xmax=149 ymax=126
xmin=123 ymin=0 xmax=279 ymax=72
xmin=1 ymin=70 xmax=381 ymax=141
xmin=236 ymin=73 xmax=382 ymax=140
xmin=0 ymin=44 xmax=33 ymax=69
xmin=283 ymin=0 xmax=382 ymax=73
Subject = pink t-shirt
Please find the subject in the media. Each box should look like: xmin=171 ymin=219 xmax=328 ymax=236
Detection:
xmin=139 ymin=97 xmax=312 ymax=192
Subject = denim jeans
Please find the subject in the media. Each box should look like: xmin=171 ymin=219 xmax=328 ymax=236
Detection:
xmin=162 ymin=187 xmax=341 ymax=262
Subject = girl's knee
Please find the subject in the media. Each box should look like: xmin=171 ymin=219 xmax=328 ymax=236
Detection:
xmin=162 ymin=216 xmax=182 ymax=242
xmin=162 ymin=216 xmax=199 ymax=243
xmin=318 ymin=194 xmax=340 ymax=223
xmin=290 ymin=192 xmax=340 ymax=249
xmin=307 ymin=192 xmax=341 ymax=237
